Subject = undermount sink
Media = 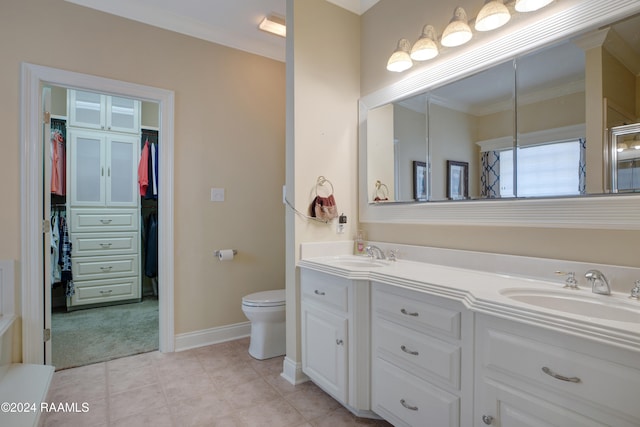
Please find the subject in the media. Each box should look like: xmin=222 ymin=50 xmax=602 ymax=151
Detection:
xmin=328 ymin=256 xmax=389 ymax=268
xmin=500 ymin=288 xmax=640 ymax=323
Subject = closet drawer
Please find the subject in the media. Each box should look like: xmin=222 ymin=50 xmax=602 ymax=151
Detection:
xmin=372 ymin=283 xmax=461 ymax=340
xmin=70 ymin=277 xmax=140 ymax=306
xmin=69 ymin=208 xmax=139 ymax=233
xmin=72 ymin=254 xmax=139 ymax=281
xmin=301 ymin=269 xmax=348 ymax=313
xmin=373 ymin=357 xmax=459 ymax=427
xmin=72 ymin=232 xmax=138 ymax=256
xmin=375 ymin=316 xmax=461 ymax=390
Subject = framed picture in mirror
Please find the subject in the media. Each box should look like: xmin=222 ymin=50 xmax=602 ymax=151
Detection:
xmin=413 ymin=161 xmax=427 ymax=201
xmin=447 ymin=160 xmax=468 ymax=200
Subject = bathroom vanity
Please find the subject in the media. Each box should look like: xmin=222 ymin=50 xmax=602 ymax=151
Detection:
xmin=298 ymin=244 xmax=640 ymax=427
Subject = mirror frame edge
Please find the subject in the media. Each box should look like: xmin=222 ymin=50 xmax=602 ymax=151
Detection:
xmin=359 ymin=0 xmax=640 ymax=230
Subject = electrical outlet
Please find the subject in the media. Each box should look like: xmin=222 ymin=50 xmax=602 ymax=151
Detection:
xmin=211 ymin=188 xmax=225 ymax=202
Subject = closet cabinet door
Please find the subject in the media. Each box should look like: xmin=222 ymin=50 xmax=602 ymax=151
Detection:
xmin=106 ymin=96 xmax=140 ymax=133
xmin=106 ymin=134 xmax=139 ymax=207
xmin=69 ymin=90 xmax=106 ymax=130
xmin=69 ymin=130 xmax=106 ymax=207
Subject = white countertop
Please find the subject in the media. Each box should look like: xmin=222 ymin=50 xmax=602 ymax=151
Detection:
xmin=298 ymin=254 xmax=640 ymax=351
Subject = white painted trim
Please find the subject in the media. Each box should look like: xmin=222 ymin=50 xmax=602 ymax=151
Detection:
xmin=0 ymin=261 xmax=15 ymax=319
xmin=20 ymin=63 xmax=175 ymax=364
xmin=359 ymin=0 xmax=640 ymax=229
xmin=281 ymin=355 xmax=309 ymax=385
xmin=174 ymin=322 xmax=251 ymax=352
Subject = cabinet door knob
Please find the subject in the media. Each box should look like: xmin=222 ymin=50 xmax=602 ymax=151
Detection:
xmin=100 ymin=219 xmax=112 ymax=224
xmin=336 ymin=339 xmax=344 ymax=346
xmin=542 ymin=366 xmax=581 ymax=383
xmin=100 ymin=243 xmax=113 ymax=248
xmin=400 ymin=399 xmax=418 ymax=411
xmin=100 ymin=266 xmax=113 ymax=271
xmin=314 ymin=290 xmax=326 ymax=296
xmin=400 ymin=308 xmax=419 ymax=317
xmin=482 ymin=415 xmax=494 ymax=425
xmin=99 ymin=290 xmax=113 ymax=294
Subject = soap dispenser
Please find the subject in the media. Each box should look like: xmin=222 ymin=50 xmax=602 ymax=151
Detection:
xmin=354 ymin=230 xmax=366 ymax=255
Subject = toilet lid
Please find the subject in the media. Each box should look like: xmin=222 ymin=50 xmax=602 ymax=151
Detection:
xmin=242 ymin=289 xmax=285 ymax=307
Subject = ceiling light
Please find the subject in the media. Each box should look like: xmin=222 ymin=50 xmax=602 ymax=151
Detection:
xmin=387 ymin=38 xmax=413 ymax=72
xmin=259 ymin=14 xmax=286 ymax=38
xmin=617 ymin=142 xmax=628 ymax=152
xmin=515 ymin=0 xmax=554 ymax=12
xmin=441 ymin=7 xmax=472 ymax=47
xmin=475 ymin=0 xmax=511 ymax=32
xmin=411 ymin=25 xmax=439 ymax=61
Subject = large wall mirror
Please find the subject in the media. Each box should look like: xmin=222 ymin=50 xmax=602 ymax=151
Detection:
xmin=365 ymin=13 xmax=639 ymax=204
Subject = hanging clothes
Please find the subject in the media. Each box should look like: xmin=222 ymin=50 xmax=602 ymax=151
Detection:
xmin=58 ymin=215 xmax=74 ymax=297
xmin=145 ymin=212 xmax=158 ymax=278
xmin=50 ymin=124 xmax=66 ymax=196
xmin=138 ymin=139 xmax=150 ymax=196
xmin=152 ymin=142 xmax=158 ymax=198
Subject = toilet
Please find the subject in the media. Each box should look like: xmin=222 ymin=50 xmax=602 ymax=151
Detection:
xmin=241 ymin=289 xmax=286 ymax=360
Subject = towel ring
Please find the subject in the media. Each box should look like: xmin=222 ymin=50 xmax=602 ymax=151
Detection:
xmin=374 ymin=180 xmax=389 ymax=201
xmin=315 ymin=176 xmax=334 ymax=197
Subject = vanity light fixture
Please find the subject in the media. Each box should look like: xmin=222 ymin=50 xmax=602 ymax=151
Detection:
xmin=617 ymin=142 xmax=628 ymax=152
xmin=411 ymin=25 xmax=439 ymax=61
xmin=514 ymin=0 xmax=554 ymax=12
xmin=441 ymin=7 xmax=473 ymax=47
xmin=475 ymin=0 xmax=511 ymax=31
xmin=258 ymin=14 xmax=286 ymax=38
xmin=387 ymin=38 xmax=414 ymax=72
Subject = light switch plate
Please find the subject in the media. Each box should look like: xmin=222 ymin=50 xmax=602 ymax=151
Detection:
xmin=211 ymin=187 xmax=225 ymax=202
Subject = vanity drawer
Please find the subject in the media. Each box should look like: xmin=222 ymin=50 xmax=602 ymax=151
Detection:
xmin=301 ymin=269 xmax=348 ymax=313
xmin=70 ymin=277 xmax=139 ymax=305
xmin=72 ymin=232 xmax=138 ymax=256
xmin=373 ymin=357 xmax=459 ymax=427
xmin=70 ymin=208 xmax=139 ymax=233
xmin=375 ymin=316 xmax=460 ymax=390
xmin=72 ymin=254 xmax=139 ymax=281
xmin=478 ymin=315 xmax=640 ymax=419
xmin=372 ymin=283 xmax=461 ymax=340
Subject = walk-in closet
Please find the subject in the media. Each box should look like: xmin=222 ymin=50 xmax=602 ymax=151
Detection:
xmin=48 ymin=85 xmax=160 ymax=370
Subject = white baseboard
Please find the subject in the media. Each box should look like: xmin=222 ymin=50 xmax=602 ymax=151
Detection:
xmin=281 ymin=356 xmax=308 ymax=385
xmin=174 ymin=321 xmax=251 ymax=352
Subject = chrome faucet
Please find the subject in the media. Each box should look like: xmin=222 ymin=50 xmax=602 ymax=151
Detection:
xmin=585 ymin=269 xmax=611 ymax=295
xmin=630 ymin=280 xmax=640 ymax=300
xmin=365 ymin=245 xmax=386 ymax=260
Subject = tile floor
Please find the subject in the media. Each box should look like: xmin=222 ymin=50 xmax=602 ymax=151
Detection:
xmin=39 ymin=338 xmax=393 ymax=427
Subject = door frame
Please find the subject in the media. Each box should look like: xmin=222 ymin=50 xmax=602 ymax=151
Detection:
xmin=20 ymin=63 xmax=175 ymax=364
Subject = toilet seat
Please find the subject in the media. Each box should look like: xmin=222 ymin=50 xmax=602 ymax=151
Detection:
xmin=242 ymin=289 xmax=285 ymax=307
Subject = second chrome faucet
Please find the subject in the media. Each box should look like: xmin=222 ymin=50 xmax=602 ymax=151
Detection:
xmin=585 ymin=269 xmax=611 ymax=295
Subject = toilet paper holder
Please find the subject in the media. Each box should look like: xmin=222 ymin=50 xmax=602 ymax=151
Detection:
xmin=214 ymin=249 xmax=237 ymax=257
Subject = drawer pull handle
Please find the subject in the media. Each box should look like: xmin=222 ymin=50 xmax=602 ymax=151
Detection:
xmin=100 ymin=266 xmax=113 ymax=271
xmin=100 ymin=243 xmax=113 ymax=248
xmin=99 ymin=290 xmax=113 ymax=294
xmin=482 ymin=415 xmax=494 ymax=425
xmin=400 ymin=345 xmax=419 ymax=356
xmin=100 ymin=219 xmax=112 ymax=224
xmin=400 ymin=399 xmax=418 ymax=411
xmin=542 ymin=366 xmax=581 ymax=383
xmin=336 ymin=339 xmax=344 ymax=346
xmin=314 ymin=290 xmax=326 ymax=296
xmin=400 ymin=308 xmax=419 ymax=317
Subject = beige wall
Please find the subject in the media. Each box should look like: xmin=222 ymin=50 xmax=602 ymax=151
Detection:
xmin=360 ymin=0 xmax=640 ymax=267
xmin=286 ymin=0 xmax=360 ymax=362
xmin=1 ymin=0 xmax=285 ymax=347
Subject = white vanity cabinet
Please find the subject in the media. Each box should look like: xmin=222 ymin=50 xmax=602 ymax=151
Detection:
xmin=300 ymin=268 xmax=372 ymax=415
xmin=371 ymin=283 xmax=473 ymax=427
xmin=474 ymin=314 xmax=640 ymax=427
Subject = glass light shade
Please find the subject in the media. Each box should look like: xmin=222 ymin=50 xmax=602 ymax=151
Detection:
xmin=387 ymin=39 xmax=413 ymax=72
xmin=441 ymin=7 xmax=472 ymax=47
xmin=475 ymin=0 xmax=511 ymax=32
xmin=515 ymin=0 xmax=553 ymax=12
xmin=411 ymin=25 xmax=439 ymax=61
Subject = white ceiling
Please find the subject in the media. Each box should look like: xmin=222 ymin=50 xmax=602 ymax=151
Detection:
xmin=64 ymin=0 xmax=380 ymax=62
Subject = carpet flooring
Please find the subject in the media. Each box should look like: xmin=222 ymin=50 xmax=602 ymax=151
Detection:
xmin=52 ymin=297 xmax=159 ymax=370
